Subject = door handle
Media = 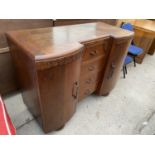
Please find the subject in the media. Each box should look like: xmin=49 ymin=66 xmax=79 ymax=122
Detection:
xmin=72 ymin=81 xmax=79 ymax=99
xmin=107 ymin=62 xmax=116 ymax=79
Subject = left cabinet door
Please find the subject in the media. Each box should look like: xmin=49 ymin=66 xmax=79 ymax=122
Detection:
xmin=37 ymin=53 xmax=82 ymax=133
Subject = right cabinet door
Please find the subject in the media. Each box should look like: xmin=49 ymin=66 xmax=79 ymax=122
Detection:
xmin=98 ymin=38 xmax=132 ymax=95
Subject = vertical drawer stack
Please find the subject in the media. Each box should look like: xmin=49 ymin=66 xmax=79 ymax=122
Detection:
xmin=79 ymin=38 xmax=109 ymax=100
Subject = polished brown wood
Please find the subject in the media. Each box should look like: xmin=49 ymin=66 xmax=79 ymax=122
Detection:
xmin=0 ymin=19 xmax=116 ymax=95
xmin=133 ymin=20 xmax=155 ymax=63
xmin=0 ymin=19 xmax=53 ymax=95
xmin=149 ymin=38 xmax=155 ymax=55
xmin=97 ymin=38 xmax=132 ymax=95
xmin=0 ymin=49 xmax=18 ymax=94
xmin=53 ymin=19 xmax=117 ymax=26
xmin=79 ymin=39 xmax=109 ymax=100
xmin=6 ymin=22 xmax=133 ymax=133
xmin=0 ymin=19 xmax=53 ymax=48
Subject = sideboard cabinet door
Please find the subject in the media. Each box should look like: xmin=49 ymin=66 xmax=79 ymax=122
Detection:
xmin=98 ymin=38 xmax=132 ymax=95
xmin=37 ymin=55 xmax=82 ymax=133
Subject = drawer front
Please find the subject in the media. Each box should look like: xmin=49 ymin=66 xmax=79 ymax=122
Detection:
xmin=79 ymin=71 xmax=103 ymax=100
xmin=79 ymin=39 xmax=110 ymax=100
xmin=82 ymin=40 xmax=108 ymax=62
xmin=81 ymin=56 xmax=105 ymax=75
xmin=80 ymin=70 xmax=102 ymax=86
xmin=79 ymin=81 xmax=98 ymax=100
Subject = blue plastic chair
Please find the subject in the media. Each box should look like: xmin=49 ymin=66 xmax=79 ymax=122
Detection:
xmin=123 ymin=55 xmax=134 ymax=78
xmin=121 ymin=23 xmax=143 ymax=66
xmin=121 ymin=23 xmax=133 ymax=31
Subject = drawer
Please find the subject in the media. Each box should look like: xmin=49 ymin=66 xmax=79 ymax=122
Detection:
xmin=81 ymin=56 xmax=105 ymax=75
xmin=79 ymin=71 xmax=103 ymax=100
xmin=80 ymin=70 xmax=102 ymax=86
xmin=82 ymin=40 xmax=108 ymax=61
xmin=79 ymin=81 xmax=98 ymax=100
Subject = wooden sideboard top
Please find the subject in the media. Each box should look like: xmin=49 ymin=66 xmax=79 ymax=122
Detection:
xmin=134 ymin=19 xmax=155 ymax=33
xmin=6 ymin=22 xmax=133 ymax=61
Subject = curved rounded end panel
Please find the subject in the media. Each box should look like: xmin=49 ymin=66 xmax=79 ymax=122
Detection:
xmin=96 ymin=37 xmax=132 ymax=96
xmin=36 ymin=49 xmax=83 ymax=133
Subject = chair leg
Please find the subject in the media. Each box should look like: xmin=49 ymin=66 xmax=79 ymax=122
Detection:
xmin=123 ymin=66 xmax=126 ymax=78
xmin=133 ymin=56 xmax=136 ymax=67
xmin=125 ymin=65 xmax=127 ymax=74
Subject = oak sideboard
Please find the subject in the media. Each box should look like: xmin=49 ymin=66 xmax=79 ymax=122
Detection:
xmin=6 ymin=22 xmax=133 ymax=133
xmin=0 ymin=19 xmax=116 ymax=95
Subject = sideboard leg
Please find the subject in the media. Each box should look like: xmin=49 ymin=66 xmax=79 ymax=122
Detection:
xmin=56 ymin=125 xmax=65 ymax=131
xmin=102 ymin=92 xmax=110 ymax=96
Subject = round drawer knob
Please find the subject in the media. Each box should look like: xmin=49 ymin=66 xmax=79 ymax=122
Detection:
xmin=86 ymin=78 xmax=92 ymax=84
xmin=90 ymin=50 xmax=97 ymax=56
xmin=88 ymin=66 xmax=95 ymax=71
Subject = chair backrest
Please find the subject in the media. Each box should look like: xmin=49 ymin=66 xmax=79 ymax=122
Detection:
xmin=121 ymin=23 xmax=133 ymax=31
